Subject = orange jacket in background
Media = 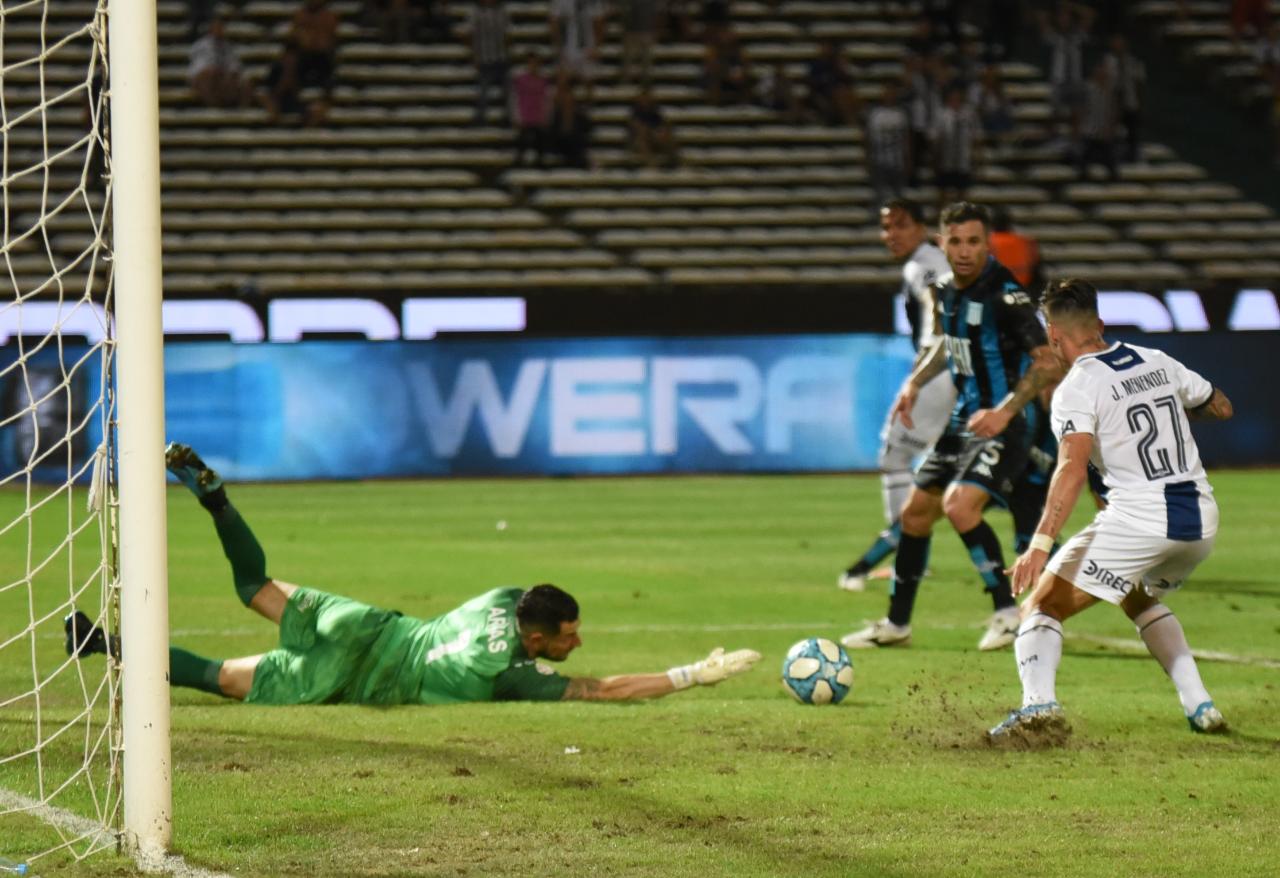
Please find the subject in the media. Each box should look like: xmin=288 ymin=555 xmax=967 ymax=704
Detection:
xmin=989 ymin=230 xmax=1040 ymax=290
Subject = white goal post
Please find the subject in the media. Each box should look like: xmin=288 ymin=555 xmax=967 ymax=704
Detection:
xmin=0 ymin=0 xmax=170 ymax=867
xmin=108 ymin=0 xmax=172 ymax=862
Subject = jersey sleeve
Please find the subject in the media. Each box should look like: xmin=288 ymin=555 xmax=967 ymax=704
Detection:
xmin=1051 ymin=373 xmax=1097 ymax=438
xmin=1169 ymin=356 xmax=1214 ymax=409
xmin=492 ymin=660 xmax=572 ymax=702
xmin=995 ymin=286 xmax=1048 ymax=353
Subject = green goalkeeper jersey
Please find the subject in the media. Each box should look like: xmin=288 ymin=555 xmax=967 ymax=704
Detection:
xmin=246 ymin=586 xmax=572 ymax=706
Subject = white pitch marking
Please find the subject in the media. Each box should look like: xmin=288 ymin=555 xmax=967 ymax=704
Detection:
xmin=0 ymin=789 xmax=233 ymax=878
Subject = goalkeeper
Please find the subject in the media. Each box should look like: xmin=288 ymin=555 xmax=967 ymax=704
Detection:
xmin=67 ymin=444 xmax=761 ymax=704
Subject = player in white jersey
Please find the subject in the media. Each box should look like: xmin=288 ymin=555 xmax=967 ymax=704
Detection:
xmin=989 ymin=278 xmax=1234 ymax=742
xmin=838 ymin=199 xmax=957 ymax=591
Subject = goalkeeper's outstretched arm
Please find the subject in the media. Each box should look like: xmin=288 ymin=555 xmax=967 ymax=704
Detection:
xmin=561 ymin=647 xmax=761 ymax=701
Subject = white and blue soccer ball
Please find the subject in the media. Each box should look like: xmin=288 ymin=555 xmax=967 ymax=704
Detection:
xmin=781 ymin=637 xmax=853 ymax=705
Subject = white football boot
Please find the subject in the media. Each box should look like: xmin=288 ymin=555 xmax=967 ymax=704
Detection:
xmin=840 ymin=618 xmax=911 ymax=649
xmin=977 ymin=606 xmax=1021 ymax=651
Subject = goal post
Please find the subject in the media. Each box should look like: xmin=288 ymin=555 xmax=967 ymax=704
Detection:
xmin=107 ymin=0 xmax=172 ymax=861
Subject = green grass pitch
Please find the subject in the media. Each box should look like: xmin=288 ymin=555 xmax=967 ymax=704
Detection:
xmin=2 ymin=471 xmax=1278 ymax=877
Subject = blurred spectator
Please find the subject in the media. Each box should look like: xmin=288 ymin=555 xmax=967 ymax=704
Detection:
xmin=551 ymin=73 xmax=593 ymax=169
xmin=904 ymin=16 xmax=938 ymax=60
xmin=260 ymin=42 xmax=328 ymax=126
xmin=550 ymin=0 xmax=606 ymax=83
xmin=755 ymin=62 xmax=803 ymax=124
xmin=984 ymin=0 xmax=1022 ymax=61
xmin=989 ymin=206 xmax=1042 ymax=291
xmin=865 ymin=81 xmax=912 ymax=207
xmin=364 ymin=0 xmax=415 ymax=43
xmin=932 ymin=84 xmax=979 ymax=204
xmin=701 ymin=0 xmax=730 ymax=41
xmin=806 ymin=39 xmax=859 ymax=126
xmin=188 ymin=18 xmax=252 ymax=108
xmin=1231 ymin=0 xmax=1271 ymax=41
xmin=663 ymin=0 xmax=694 ymax=41
xmin=187 ymin=0 xmax=247 ymax=43
xmin=1076 ymin=63 xmax=1119 ymax=181
xmin=1102 ymin=35 xmax=1146 ymax=163
xmin=922 ymin=0 xmax=960 ymax=45
xmin=905 ymin=54 xmax=945 ymax=182
xmin=470 ymin=0 xmax=511 ymax=125
xmin=703 ymin=26 xmax=754 ymax=104
xmin=512 ymin=53 xmax=551 ymax=167
xmin=290 ymin=0 xmax=340 ymax=93
xmin=629 ymin=88 xmax=679 ymax=167
xmin=970 ymin=65 xmax=1016 ymax=154
xmin=619 ymin=0 xmax=661 ymax=85
xmin=1257 ymin=20 xmax=1280 ymax=82
xmin=1041 ymin=4 xmax=1093 ymax=132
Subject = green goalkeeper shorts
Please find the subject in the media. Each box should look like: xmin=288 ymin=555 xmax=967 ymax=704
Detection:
xmin=245 ymin=587 xmax=400 ymax=705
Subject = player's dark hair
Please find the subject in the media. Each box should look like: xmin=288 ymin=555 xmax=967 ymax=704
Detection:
xmin=939 ymin=200 xmax=991 ymax=231
xmin=516 ymin=584 xmax=579 ymax=634
xmin=881 ymin=197 xmax=926 ymax=225
xmin=990 ymin=205 xmax=1014 ymax=232
xmin=1041 ymin=277 xmax=1099 ymax=322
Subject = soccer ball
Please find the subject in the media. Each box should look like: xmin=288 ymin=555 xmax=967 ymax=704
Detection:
xmin=781 ymin=637 xmax=853 ymax=705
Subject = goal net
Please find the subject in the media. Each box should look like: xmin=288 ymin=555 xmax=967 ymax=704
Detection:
xmin=0 ymin=0 xmax=125 ymax=867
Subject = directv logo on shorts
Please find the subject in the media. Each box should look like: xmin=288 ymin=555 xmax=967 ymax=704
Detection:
xmin=1083 ymin=560 xmax=1134 ymax=593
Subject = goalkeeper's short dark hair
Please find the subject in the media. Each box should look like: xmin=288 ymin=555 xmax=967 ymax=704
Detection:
xmin=517 ymin=584 xmax=579 ymax=634
xmin=1041 ymin=277 xmax=1099 ymax=323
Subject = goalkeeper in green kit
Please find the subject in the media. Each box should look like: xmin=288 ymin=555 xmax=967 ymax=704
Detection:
xmin=65 ymin=444 xmax=761 ymax=704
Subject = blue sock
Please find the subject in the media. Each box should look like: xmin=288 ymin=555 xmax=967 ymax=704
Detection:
xmin=851 ymin=521 xmax=902 ymax=573
xmin=959 ymin=522 xmax=1015 ymax=611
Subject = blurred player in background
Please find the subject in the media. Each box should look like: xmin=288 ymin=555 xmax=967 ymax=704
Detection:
xmin=838 ymin=198 xmax=953 ymax=592
xmin=843 ymin=201 xmax=1063 ymax=652
xmin=67 ymin=444 xmax=761 ymax=704
xmin=990 ymin=278 xmax=1233 ymax=740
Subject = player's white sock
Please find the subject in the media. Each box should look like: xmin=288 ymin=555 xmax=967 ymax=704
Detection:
xmin=1015 ymin=612 xmax=1063 ymax=707
xmin=880 ymin=469 xmax=913 ymax=525
xmin=1133 ymin=604 xmax=1212 ymax=715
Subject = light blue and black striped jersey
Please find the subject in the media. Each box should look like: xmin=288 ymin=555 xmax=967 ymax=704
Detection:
xmin=937 ymin=257 xmax=1046 ymax=423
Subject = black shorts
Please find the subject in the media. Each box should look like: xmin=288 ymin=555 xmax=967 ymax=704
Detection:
xmin=913 ymin=416 xmax=1031 ymax=507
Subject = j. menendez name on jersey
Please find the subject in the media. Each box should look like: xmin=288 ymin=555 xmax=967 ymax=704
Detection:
xmin=1051 ymin=342 xmax=1218 ymax=540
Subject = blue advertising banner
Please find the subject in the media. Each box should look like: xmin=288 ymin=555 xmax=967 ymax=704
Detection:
xmin=2 ymin=333 xmax=1276 ymax=481
xmin=162 ymin=336 xmax=915 ymax=478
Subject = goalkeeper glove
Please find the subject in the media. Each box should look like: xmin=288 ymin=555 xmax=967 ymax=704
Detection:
xmin=666 ymin=647 xmax=762 ymax=690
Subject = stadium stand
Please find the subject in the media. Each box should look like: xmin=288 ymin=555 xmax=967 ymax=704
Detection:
xmin=5 ymin=0 xmax=1279 ymax=302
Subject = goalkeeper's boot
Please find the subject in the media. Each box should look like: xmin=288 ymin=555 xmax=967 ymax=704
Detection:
xmin=840 ymin=618 xmax=911 ymax=649
xmin=165 ymin=442 xmax=226 ymax=510
xmin=64 ymin=610 xmax=120 ymax=660
xmin=1187 ymin=701 xmax=1227 ymax=734
xmin=987 ymin=701 xmax=1068 ymax=740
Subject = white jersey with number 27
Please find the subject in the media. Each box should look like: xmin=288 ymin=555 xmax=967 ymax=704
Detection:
xmin=1051 ymin=341 xmax=1217 ymax=540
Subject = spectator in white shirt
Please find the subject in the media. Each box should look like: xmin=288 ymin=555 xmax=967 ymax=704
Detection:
xmin=188 ymin=18 xmax=252 ymax=108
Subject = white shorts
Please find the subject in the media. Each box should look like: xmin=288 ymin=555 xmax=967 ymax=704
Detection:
xmin=1047 ymin=517 xmax=1215 ymax=606
xmin=879 ymin=370 xmax=956 ymax=471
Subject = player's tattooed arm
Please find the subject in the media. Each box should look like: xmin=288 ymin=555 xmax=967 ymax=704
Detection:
xmin=1186 ymin=387 xmax=1234 ymax=422
xmin=998 ymin=345 xmax=1065 ymax=416
xmin=969 ymin=345 xmax=1063 ymax=437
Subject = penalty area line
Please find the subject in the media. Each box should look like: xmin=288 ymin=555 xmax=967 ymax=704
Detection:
xmin=0 ymin=789 xmax=233 ymax=878
xmin=1064 ymin=631 xmax=1280 ymax=669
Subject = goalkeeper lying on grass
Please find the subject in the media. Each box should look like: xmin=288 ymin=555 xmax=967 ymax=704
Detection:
xmin=66 ymin=444 xmax=761 ymax=704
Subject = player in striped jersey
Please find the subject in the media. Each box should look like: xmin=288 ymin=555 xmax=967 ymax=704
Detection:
xmin=990 ymin=278 xmax=1233 ymax=740
xmin=843 ymin=202 xmax=1064 ymax=652
xmin=838 ymin=199 xmax=955 ymax=593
